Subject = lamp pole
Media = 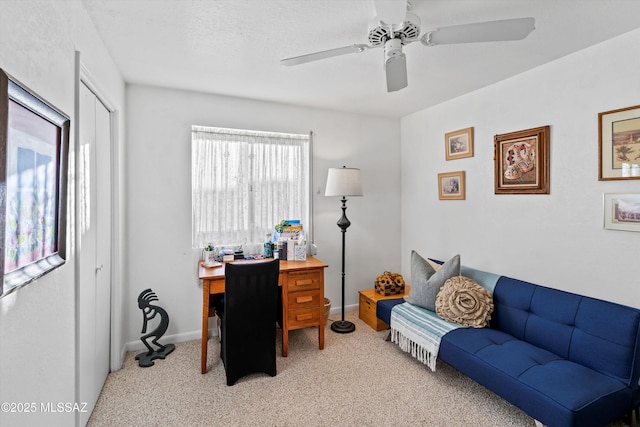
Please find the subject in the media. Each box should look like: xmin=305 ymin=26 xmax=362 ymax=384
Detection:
xmin=325 ymin=166 xmax=361 ymax=334
xmin=331 ymin=196 xmax=356 ymax=333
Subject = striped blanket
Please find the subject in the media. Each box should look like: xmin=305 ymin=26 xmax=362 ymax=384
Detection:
xmin=390 ymin=265 xmax=500 ymax=371
xmin=390 ymin=302 xmax=460 ymax=371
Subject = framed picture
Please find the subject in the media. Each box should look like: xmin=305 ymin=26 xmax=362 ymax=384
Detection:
xmin=445 ymin=127 xmax=474 ymax=160
xmin=1 ymin=69 xmax=70 ymax=297
xmin=603 ymin=193 xmax=640 ymax=232
xmin=438 ymin=171 xmax=465 ymax=200
xmin=494 ymin=125 xmax=550 ymax=194
xmin=598 ymin=104 xmax=640 ymax=180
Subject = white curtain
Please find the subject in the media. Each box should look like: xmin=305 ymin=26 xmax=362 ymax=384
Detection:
xmin=192 ymin=126 xmax=310 ymax=254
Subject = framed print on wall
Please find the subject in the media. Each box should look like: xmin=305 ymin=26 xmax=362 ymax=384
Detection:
xmin=445 ymin=127 xmax=474 ymax=160
xmin=598 ymin=104 xmax=640 ymax=180
xmin=438 ymin=171 xmax=465 ymax=200
xmin=0 ymin=69 xmax=70 ymax=297
xmin=494 ymin=125 xmax=550 ymax=194
xmin=603 ymin=193 xmax=640 ymax=232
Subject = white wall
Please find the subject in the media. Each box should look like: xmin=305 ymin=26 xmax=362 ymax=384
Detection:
xmin=0 ymin=1 xmax=125 ymax=426
xmin=124 ymin=85 xmax=401 ymax=346
xmin=5 ymin=5 xmax=636 ymax=425
xmin=401 ymin=28 xmax=640 ymax=308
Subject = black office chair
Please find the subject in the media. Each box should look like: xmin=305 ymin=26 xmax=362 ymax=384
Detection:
xmin=219 ymin=259 xmax=280 ymax=386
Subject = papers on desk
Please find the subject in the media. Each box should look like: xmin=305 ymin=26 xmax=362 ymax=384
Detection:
xmin=201 ymin=261 xmax=222 ymax=268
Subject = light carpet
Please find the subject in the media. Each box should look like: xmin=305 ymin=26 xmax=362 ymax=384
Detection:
xmin=88 ymin=311 xmax=628 ymax=426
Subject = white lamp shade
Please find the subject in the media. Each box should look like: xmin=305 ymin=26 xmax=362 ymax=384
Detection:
xmin=325 ymin=167 xmax=363 ymax=197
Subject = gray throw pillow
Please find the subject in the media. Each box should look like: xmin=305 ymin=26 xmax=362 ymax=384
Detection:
xmin=405 ymin=251 xmax=460 ymax=311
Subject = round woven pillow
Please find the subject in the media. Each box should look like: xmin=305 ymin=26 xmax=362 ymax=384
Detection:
xmin=435 ymin=276 xmax=493 ymax=328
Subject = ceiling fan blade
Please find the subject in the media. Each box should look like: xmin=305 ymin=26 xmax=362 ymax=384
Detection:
xmin=280 ymin=44 xmax=371 ymax=66
xmin=373 ymin=0 xmax=408 ymax=26
xmin=385 ymin=53 xmax=408 ymax=92
xmin=384 ymin=38 xmax=407 ymax=92
xmin=421 ymin=17 xmax=535 ymax=46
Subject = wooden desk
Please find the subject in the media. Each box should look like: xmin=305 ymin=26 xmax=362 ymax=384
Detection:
xmin=199 ymin=257 xmax=328 ymax=374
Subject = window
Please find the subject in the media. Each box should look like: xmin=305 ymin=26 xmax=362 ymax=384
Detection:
xmin=191 ymin=126 xmax=311 ymax=254
xmin=1 ymin=69 xmax=70 ymax=297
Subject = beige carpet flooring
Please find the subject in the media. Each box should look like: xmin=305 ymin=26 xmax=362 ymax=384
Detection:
xmin=88 ymin=311 xmax=628 ymax=426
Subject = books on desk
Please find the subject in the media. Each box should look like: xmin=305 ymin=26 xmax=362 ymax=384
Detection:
xmin=280 ymin=224 xmax=303 ymax=239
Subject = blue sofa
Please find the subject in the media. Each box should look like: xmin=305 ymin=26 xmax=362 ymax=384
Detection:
xmin=377 ymin=266 xmax=640 ymax=427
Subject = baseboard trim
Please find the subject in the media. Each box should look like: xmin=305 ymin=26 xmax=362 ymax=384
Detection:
xmin=329 ymin=303 xmax=358 ymax=315
xmin=123 ymin=304 xmax=359 ymax=354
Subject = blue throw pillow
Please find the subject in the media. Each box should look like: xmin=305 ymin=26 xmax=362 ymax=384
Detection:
xmin=405 ymin=251 xmax=460 ymax=311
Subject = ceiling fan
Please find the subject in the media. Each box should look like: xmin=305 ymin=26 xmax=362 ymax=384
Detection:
xmin=280 ymin=0 xmax=535 ymax=92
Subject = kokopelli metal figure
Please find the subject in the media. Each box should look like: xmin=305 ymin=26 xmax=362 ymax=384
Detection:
xmin=136 ymin=288 xmax=175 ymax=367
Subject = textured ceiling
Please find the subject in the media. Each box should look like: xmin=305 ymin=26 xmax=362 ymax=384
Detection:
xmin=82 ymin=0 xmax=640 ymax=118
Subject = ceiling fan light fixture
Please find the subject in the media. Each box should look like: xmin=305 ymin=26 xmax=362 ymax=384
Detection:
xmin=384 ymin=38 xmax=403 ymax=59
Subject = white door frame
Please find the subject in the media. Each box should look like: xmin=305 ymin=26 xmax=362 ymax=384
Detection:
xmin=74 ymin=51 xmax=124 ymax=425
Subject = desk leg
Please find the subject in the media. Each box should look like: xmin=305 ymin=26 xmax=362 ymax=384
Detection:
xmin=201 ymin=281 xmax=210 ymax=374
xmin=282 ymin=329 xmax=288 ymax=357
xmin=281 ymin=285 xmax=288 ymax=357
xmin=319 ymin=314 xmax=325 ymax=350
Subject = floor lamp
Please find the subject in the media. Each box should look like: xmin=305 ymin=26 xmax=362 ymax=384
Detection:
xmin=325 ymin=166 xmax=362 ymax=334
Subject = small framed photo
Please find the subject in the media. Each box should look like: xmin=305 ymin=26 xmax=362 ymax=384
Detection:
xmin=445 ymin=127 xmax=474 ymax=160
xmin=598 ymin=104 xmax=640 ymax=180
xmin=494 ymin=125 xmax=550 ymax=194
xmin=603 ymin=193 xmax=640 ymax=232
xmin=438 ymin=171 xmax=465 ymax=200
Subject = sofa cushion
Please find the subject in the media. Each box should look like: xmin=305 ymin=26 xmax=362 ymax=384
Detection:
xmin=435 ymin=276 xmax=493 ymax=327
xmin=405 ymin=252 xmax=460 ymax=311
xmin=440 ymin=327 xmax=633 ymax=427
xmin=492 ymin=276 xmax=640 ymax=386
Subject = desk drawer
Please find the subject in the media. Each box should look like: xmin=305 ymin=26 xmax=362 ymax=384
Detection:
xmin=288 ymin=307 xmax=321 ymax=329
xmin=288 ymin=290 xmax=321 ymax=310
xmin=287 ymin=271 xmax=321 ymax=292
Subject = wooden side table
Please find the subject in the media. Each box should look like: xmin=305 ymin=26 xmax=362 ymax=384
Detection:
xmin=358 ymin=286 xmax=410 ymax=331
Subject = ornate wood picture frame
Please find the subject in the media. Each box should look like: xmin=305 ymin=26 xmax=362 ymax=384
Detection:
xmin=494 ymin=125 xmax=550 ymax=194
xmin=445 ymin=127 xmax=474 ymax=160
xmin=598 ymin=104 xmax=640 ymax=180
xmin=438 ymin=171 xmax=465 ymax=200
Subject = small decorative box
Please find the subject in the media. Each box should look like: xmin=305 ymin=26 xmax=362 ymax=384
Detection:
xmin=374 ymin=271 xmax=406 ymax=296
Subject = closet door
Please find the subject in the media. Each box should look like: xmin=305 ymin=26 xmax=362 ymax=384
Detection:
xmin=78 ymin=82 xmax=112 ymax=426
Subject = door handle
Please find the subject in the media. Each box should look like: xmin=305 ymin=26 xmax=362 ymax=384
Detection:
xmin=96 ymin=264 xmax=104 ymax=274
